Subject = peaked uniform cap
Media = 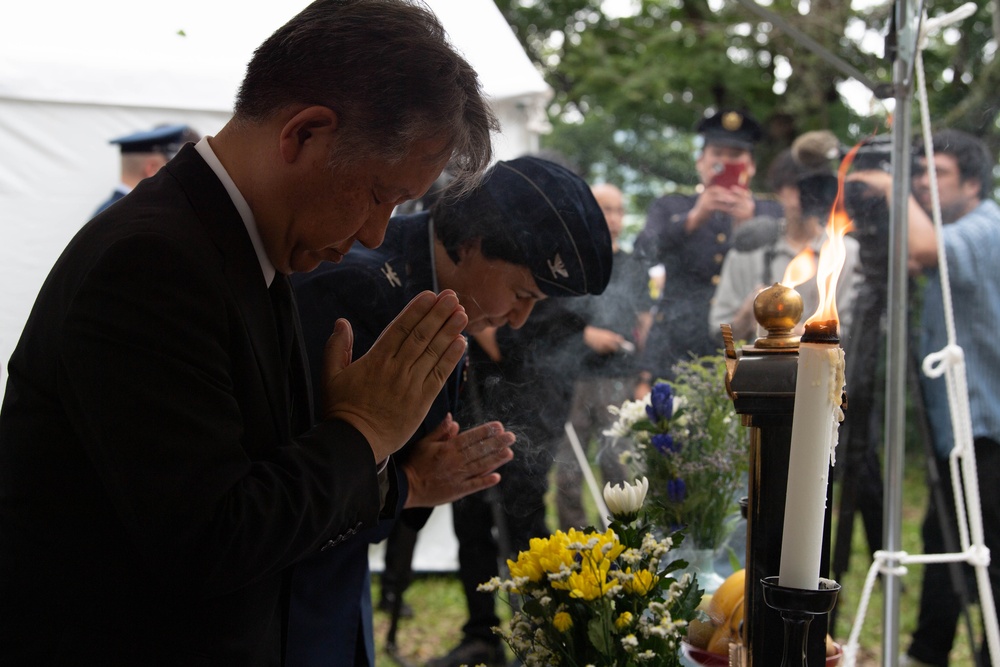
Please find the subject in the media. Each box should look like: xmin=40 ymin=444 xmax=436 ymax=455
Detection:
xmin=697 ymin=109 xmax=764 ymax=151
xmin=462 ymin=157 xmax=613 ymax=296
xmin=109 ymin=124 xmax=198 ymax=155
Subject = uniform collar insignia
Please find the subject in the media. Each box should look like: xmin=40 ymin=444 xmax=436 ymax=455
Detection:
xmin=381 ymin=262 xmax=402 ymax=288
xmin=547 ymin=253 xmax=569 ymax=280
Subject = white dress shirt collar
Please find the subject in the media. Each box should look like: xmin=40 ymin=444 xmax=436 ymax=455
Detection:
xmin=194 ymin=137 xmax=276 ymax=287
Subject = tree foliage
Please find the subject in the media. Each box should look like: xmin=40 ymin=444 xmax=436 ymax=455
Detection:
xmin=493 ymin=0 xmax=999 ymax=212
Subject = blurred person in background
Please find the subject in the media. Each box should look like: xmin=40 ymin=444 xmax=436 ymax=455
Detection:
xmin=93 ymin=123 xmax=200 ymax=214
xmin=634 ymin=109 xmax=782 ymax=394
xmin=851 ymin=128 xmax=998 ymax=667
xmin=553 ymin=183 xmax=648 ymax=530
xmin=709 ymin=130 xmax=861 ymax=344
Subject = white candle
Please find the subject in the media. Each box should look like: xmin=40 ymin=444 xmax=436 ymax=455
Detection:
xmin=779 ymin=339 xmax=845 ymax=589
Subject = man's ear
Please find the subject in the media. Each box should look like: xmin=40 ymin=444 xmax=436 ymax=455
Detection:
xmin=455 ymin=238 xmax=482 ymax=264
xmin=278 ymin=105 xmax=339 ymax=164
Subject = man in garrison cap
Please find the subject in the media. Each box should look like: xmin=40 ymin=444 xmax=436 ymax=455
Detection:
xmin=287 ymin=156 xmax=613 ymax=667
xmin=633 ymin=108 xmax=783 ymax=391
xmin=93 ymin=124 xmax=200 ymax=215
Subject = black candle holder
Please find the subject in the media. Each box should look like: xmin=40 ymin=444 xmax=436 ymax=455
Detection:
xmin=760 ymin=576 xmax=840 ymax=667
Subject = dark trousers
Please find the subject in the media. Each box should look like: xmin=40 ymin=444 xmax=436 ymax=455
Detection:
xmin=452 ymin=443 xmax=553 ymax=644
xmin=909 ymin=438 xmax=1000 ymax=667
xmin=379 ymin=519 xmax=419 ymax=605
xmin=554 ymin=376 xmax=630 ymax=530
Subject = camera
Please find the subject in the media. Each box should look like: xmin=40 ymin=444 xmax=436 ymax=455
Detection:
xmin=843 ymin=136 xmax=894 ymax=277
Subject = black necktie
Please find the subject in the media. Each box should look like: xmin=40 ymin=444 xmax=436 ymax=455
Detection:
xmin=270 ymin=274 xmax=307 ymax=435
xmin=269 ymin=274 xmax=295 ymax=372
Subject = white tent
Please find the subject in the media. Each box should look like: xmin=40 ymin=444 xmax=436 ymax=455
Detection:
xmin=0 ymin=0 xmax=550 ymax=571
xmin=0 ymin=0 xmax=550 ymax=390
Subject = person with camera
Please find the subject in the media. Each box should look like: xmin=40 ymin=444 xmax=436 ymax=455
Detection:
xmin=851 ymin=128 xmax=999 ymax=667
xmin=634 ymin=109 xmax=782 ymax=393
xmin=709 ymin=130 xmax=862 ymax=344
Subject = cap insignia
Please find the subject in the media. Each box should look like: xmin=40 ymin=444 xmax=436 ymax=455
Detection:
xmin=381 ymin=262 xmax=402 ymax=288
xmin=722 ymin=112 xmax=743 ymax=131
xmin=547 ymin=253 xmax=569 ymax=280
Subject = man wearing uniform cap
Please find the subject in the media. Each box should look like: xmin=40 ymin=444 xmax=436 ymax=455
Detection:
xmin=288 ymin=156 xmax=613 ymax=667
xmin=634 ymin=109 xmax=783 ymax=389
xmin=93 ymin=123 xmax=200 ymax=215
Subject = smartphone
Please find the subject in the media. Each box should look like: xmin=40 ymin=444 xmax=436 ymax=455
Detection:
xmin=709 ymin=162 xmax=749 ymax=189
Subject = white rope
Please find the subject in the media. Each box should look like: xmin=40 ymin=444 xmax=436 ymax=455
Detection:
xmin=843 ymin=6 xmax=999 ymax=663
xmin=913 ymin=6 xmax=1000 ymax=661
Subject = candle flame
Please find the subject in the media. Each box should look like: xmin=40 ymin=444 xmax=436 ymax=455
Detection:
xmin=780 ymin=247 xmax=816 ymax=288
xmin=804 ymin=142 xmax=861 ymax=330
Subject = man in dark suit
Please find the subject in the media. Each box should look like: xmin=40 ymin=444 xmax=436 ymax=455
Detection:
xmin=287 ymin=156 xmax=613 ymax=666
xmin=0 ymin=1 xmax=496 ymax=665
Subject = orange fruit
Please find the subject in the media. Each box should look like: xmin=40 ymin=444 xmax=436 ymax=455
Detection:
xmin=707 ymin=594 xmax=744 ymax=655
xmin=707 ymin=569 xmax=746 ymax=624
xmin=687 ymin=594 xmax=717 ymax=649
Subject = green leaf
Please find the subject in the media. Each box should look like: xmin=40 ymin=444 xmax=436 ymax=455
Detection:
xmin=587 ymin=615 xmax=612 ymax=655
xmin=522 ymin=597 xmax=546 ymax=618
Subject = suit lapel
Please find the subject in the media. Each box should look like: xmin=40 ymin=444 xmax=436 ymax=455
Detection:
xmin=164 ymin=146 xmax=293 ymax=441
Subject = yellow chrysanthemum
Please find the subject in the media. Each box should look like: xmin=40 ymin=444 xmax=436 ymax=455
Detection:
xmin=614 ymin=611 xmax=634 ymax=630
xmin=623 ymin=568 xmax=659 ymax=596
xmin=551 ymin=528 xmax=626 ymax=601
xmin=507 ymin=532 xmax=576 ymax=583
xmin=553 ymin=611 xmax=573 ymax=632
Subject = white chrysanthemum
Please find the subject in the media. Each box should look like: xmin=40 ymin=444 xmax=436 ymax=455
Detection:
xmin=603 ymin=477 xmax=649 ymax=520
xmin=604 ymin=396 xmax=651 ymax=437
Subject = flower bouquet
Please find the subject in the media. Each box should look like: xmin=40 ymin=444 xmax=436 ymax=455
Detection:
xmin=480 ymin=478 xmax=703 ymax=667
xmin=606 ymin=355 xmax=749 ymax=553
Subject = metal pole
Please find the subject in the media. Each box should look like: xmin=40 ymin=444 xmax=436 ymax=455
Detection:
xmin=563 ymin=421 xmax=612 ymax=529
xmin=882 ymin=1 xmax=919 ymax=663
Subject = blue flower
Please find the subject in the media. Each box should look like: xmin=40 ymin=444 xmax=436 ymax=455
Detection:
xmin=646 ymin=382 xmax=674 ymax=423
xmin=667 ymin=478 xmax=687 ymax=503
xmin=652 ymin=433 xmax=678 ymax=455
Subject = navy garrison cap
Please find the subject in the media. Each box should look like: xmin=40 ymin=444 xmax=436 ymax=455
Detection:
xmin=109 ymin=124 xmax=198 ymax=156
xmin=474 ymin=157 xmax=612 ymax=296
xmin=697 ymin=109 xmax=763 ymax=151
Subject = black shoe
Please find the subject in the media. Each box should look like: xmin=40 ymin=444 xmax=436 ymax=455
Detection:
xmin=425 ymin=639 xmax=505 ymax=667
xmin=377 ymin=593 xmax=413 ymax=619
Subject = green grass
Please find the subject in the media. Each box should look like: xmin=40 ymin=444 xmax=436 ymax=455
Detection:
xmin=371 ymin=441 xmax=987 ymax=666
xmin=830 ymin=440 xmax=979 ymax=666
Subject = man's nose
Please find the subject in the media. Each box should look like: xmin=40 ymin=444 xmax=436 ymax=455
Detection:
xmin=355 ymin=205 xmax=395 ymax=249
xmin=507 ymin=301 xmax=536 ymax=330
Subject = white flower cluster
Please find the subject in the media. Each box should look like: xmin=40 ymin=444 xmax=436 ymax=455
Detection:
xmin=604 ymin=394 xmax=652 ymax=439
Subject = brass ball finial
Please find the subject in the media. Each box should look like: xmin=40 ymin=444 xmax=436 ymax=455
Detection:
xmin=752 ymin=283 xmax=803 ymax=349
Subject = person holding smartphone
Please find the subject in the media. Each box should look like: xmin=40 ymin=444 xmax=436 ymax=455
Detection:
xmin=633 ymin=109 xmax=782 ymax=392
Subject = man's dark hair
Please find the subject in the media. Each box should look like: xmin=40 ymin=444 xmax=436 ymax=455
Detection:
xmin=914 ymin=129 xmax=995 ymax=200
xmin=234 ymin=0 xmax=498 ymax=194
xmin=766 ymin=149 xmax=799 ymax=192
xmin=431 ymin=181 xmax=523 ymax=267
